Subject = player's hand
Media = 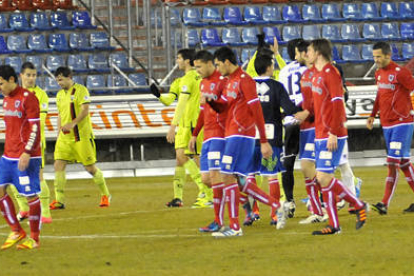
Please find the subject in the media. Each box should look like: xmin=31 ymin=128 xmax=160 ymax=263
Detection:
xmin=294 ymin=110 xmax=310 ymax=123
xmin=189 ymin=136 xmax=197 ymax=152
xmin=166 ymin=125 xmax=176 ymax=144
xmin=150 ymin=83 xmax=161 ymax=98
xmin=61 ymin=122 xmax=75 ymax=134
xmin=366 ymin=117 xmax=374 ymax=130
xmin=327 ymin=133 xmax=338 ymax=152
xmin=18 ymin=152 xmax=30 ymax=171
xmin=260 ymin=142 xmax=273 ymax=160
xmin=270 ymin=37 xmax=280 ymax=56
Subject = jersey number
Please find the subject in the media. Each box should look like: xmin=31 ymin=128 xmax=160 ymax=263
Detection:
xmin=287 ymin=72 xmax=302 ymax=96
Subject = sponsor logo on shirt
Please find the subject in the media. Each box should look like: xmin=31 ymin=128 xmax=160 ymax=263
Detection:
xmin=4 ymin=110 xmax=22 ymax=118
xmin=378 ymin=82 xmax=395 ymax=90
xmin=312 ymin=86 xmax=323 ymax=95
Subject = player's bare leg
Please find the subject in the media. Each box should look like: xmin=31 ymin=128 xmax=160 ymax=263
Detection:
xmin=85 ymin=164 xmax=111 ymax=207
xmin=50 ymin=159 xmax=67 ymax=210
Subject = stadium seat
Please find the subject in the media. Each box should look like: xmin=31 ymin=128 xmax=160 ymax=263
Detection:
xmin=381 ymin=23 xmax=401 ymax=40
xmin=67 ymin=54 xmax=89 ymax=73
xmin=0 ymin=14 xmax=12 ymax=32
xmin=201 ymin=28 xmax=225 ymax=47
xmin=26 ymin=56 xmax=44 ymax=72
xmin=401 ymin=23 xmax=414 ymax=40
xmin=30 ymin=12 xmax=53 ymax=31
xmin=128 ymin=73 xmax=147 ymax=86
xmin=391 ymin=43 xmax=403 ymax=61
xmin=322 ymin=25 xmax=345 ymax=42
xmin=399 ymin=2 xmax=414 ymax=19
xmin=202 ymin=7 xmax=226 ymax=25
xmin=302 ymin=25 xmax=320 ymax=40
xmin=32 ymin=0 xmax=54 ymax=10
xmin=222 ymin=28 xmax=247 ymax=46
xmin=9 ymin=13 xmax=34 ymax=31
xmin=402 ymin=43 xmax=414 ymax=60
xmin=44 ymin=76 xmax=60 ymax=95
xmin=362 ymin=23 xmax=382 ymax=41
xmin=342 ymin=3 xmax=363 ymax=20
xmin=361 ymin=2 xmax=381 ymax=20
xmin=332 ymin=45 xmax=341 ymax=62
xmin=90 ymin=32 xmax=115 ymax=50
xmin=51 ymin=11 xmax=75 ymax=30
xmin=48 ymin=33 xmax=70 ymax=52
xmin=281 ymin=47 xmax=290 ymax=62
xmin=69 ymin=33 xmax=93 ymax=51
xmin=86 ymin=75 xmax=107 ymax=94
xmin=0 ymin=0 xmax=16 ymax=11
xmin=72 ymin=11 xmax=97 ymax=29
xmin=7 ymin=35 xmax=32 ymax=54
xmin=282 ymin=25 xmax=301 ymax=42
xmin=46 ymin=55 xmax=65 ymax=72
xmin=244 ymin=6 xmax=266 ymax=25
xmin=282 ymin=5 xmax=304 ymax=23
xmin=109 ymin=53 xmax=135 ymax=71
xmin=171 ymin=30 xmax=182 ymax=49
xmin=72 ymin=75 xmax=84 ymax=86
xmin=341 ymin=45 xmax=363 ymax=63
xmin=14 ymin=0 xmax=35 ymax=11
xmin=262 ymin=6 xmax=284 ymax=24
xmin=341 ymin=23 xmax=365 ymax=42
xmin=302 ymin=4 xmax=325 ymax=23
xmin=241 ymin=27 xmax=259 ymax=45
xmin=28 ymin=34 xmax=52 ymax=53
xmin=380 ymin=2 xmax=400 ymax=20
xmin=183 ymin=8 xmax=208 ymax=26
xmin=321 ymin=3 xmax=346 ymax=22
xmin=108 ymin=75 xmax=129 ymax=94
xmin=169 ymin=9 xmax=181 ymax=26
xmin=5 ymin=56 xmax=22 ymax=73
xmin=0 ymin=36 xmax=11 ymax=54
xmin=263 ymin=26 xmax=283 ymax=45
xmin=223 ymin=6 xmax=249 ymax=25
xmin=150 ymin=10 xmax=161 ymax=28
xmin=240 ymin=48 xmax=255 ymax=64
xmin=35 ymin=76 xmax=44 ymax=88
xmin=53 ymin=0 xmax=75 ymax=10
xmin=361 ymin=44 xmax=374 ymax=61
xmin=187 ymin=29 xmax=200 ymax=48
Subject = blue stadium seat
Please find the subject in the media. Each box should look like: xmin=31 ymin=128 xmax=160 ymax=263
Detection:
xmin=45 ymin=77 xmax=60 ymax=95
xmin=281 ymin=47 xmax=291 ymax=62
xmin=381 ymin=23 xmax=401 ymax=40
xmin=223 ymin=7 xmax=249 ymax=25
xmin=86 ymin=75 xmax=107 ymax=94
xmin=46 ymin=55 xmax=66 ymax=72
xmin=399 ymin=2 xmax=414 ymax=19
xmin=262 ymin=6 xmax=284 ymax=24
xmin=108 ymin=75 xmax=130 ymax=94
xmin=244 ymin=6 xmax=266 ymax=25
xmin=202 ymin=7 xmax=226 ymax=26
xmin=341 ymin=24 xmax=365 ymax=42
xmin=5 ymin=56 xmax=23 ymax=73
xmin=332 ymin=46 xmax=341 ymax=63
xmin=49 ymin=33 xmax=70 ymax=52
xmin=0 ymin=15 xmax=12 ymax=32
xmin=72 ymin=11 xmax=97 ymax=29
xmin=150 ymin=10 xmax=161 ymax=28
xmin=222 ymin=28 xmax=247 ymax=46
xmin=171 ymin=30 xmax=182 ymax=49
xmin=187 ymin=29 xmax=199 ymax=48
xmin=30 ymin=12 xmax=53 ymax=31
xmin=362 ymin=23 xmax=382 ymax=41
xmin=380 ymin=2 xmax=400 ymax=20
xmin=402 ymin=43 xmax=414 ymax=60
xmin=401 ymin=23 xmax=414 ymax=40
xmin=321 ymin=3 xmax=346 ymax=22
xmin=7 ymin=35 xmax=32 ymax=54
xmin=0 ymin=36 xmax=11 ymax=54
xmin=302 ymin=4 xmax=325 ymax=23
xmin=90 ymin=32 xmax=115 ymax=50
xmin=342 ymin=3 xmax=363 ymax=21
xmin=302 ymin=25 xmax=320 ymax=40
xmin=68 ymin=54 xmax=89 ymax=73
xmin=183 ymin=8 xmax=208 ymax=27
xmin=391 ymin=43 xmax=403 ymax=61
xmin=263 ymin=27 xmax=283 ymax=45
xmin=26 ymin=56 xmax=43 ymax=73
xmin=342 ymin=45 xmax=363 ymax=63
xmin=50 ymin=11 xmax=75 ymax=30
xmin=322 ymin=25 xmax=345 ymax=43
xmin=170 ymin=9 xmax=181 ymax=26
xmin=9 ymin=13 xmax=34 ymax=32
xmin=361 ymin=3 xmax=381 ymax=20
xmin=240 ymin=48 xmax=255 ymax=64
xmin=282 ymin=5 xmax=304 ymax=23
xmin=201 ymin=28 xmax=225 ymax=47
xmin=35 ymin=77 xmax=44 ymax=88
xmin=129 ymin=73 xmax=148 ymax=92
xmin=361 ymin=44 xmax=374 ymax=61
xmin=241 ymin=27 xmax=259 ymax=45
xmin=69 ymin=33 xmax=94 ymax=51
xmin=72 ymin=75 xmax=85 ymax=86
xmin=28 ymin=34 xmax=52 ymax=53
xmin=282 ymin=25 xmax=301 ymax=42
xmin=109 ymin=53 xmax=135 ymax=71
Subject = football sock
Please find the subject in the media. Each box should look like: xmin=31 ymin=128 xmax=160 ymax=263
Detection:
xmin=224 ymin=183 xmax=240 ymax=231
xmin=338 ymin=162 xmax=356 ymax=195
xmin=173 ymin=166 xmax=185 ymax=200
xmin=268 ymin=178 xmax=280 ymax=202
xmin=0 ymin=194 xmax=23 ymax=232
xmin=54 ymin=171 xmax=66 ymax=203
xmin=399 ymin=159 xmax=414 ymax=192
xmin=282 ymin=155 xmax=296 ymax=202
xmin=93 ymin=168 xmax=110 ymax=196
xmin=305 ymin=177 xmax=324 ymax=216
xmin=321 ymin=186 xmax=340 ymax=229
xmin=212 ymin=183 xmax=224 ymax=225
xmin=243 ymin=176 xmax=279 ymax=211
xmin=8 ymin=184 xmax=29 ymax=213
xmin=183 ymin=159 xmax=209 ymax=197
xmin=382 ymin=162 xmax=399 ymax=206
xmin=330 ymin=178 xmax=364 ymax=209
xmin=28 ymin=197 xmax=41 ymax=242
xmin=39 ymin=180 xmax=51 ymax=218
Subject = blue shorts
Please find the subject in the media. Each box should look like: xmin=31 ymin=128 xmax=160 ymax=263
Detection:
xmin=251 ymin=145 xmax=285 ymax=176
xmin=221 ymin=136 xmax=255 ymax=177
xmin=200 ymin=138 xmax=226 ymax=173
xmin=299 ymin=128 xmax=316 ymax=161
xmin=315 ymin=138 xmax=347 ymax=174
xmin=0 ymin=157 xmax=41 ymax=197
xmin=383 ymin=124 xmax=414 ymax=160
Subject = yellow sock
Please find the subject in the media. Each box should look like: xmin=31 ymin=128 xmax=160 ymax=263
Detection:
xmin=278 ymin=172 xmax=286 ymax=201
xmin=173 ymin=166 xmax=186 ymax=200
xmin=183 ymin=159 xmax=207 ymax=196
xmin=54 ymin=171 xmax=66 ymax=203
xmin=93 ymin=168 xmax=110 ymax=196
xmin=8 ymin=184 xmax=29 ymax=213
xmin=39 ymin=180 xmax=51 ymax=218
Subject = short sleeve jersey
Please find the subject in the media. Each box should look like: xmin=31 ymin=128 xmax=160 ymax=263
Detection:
xmin=278 ymin=61 xmax=308 ymax=106
xmin=178 ymin=70 xmax=202 ymax=128
xmin=56 ymin=83 xmax=93 ymax=141
xmin=299 ymin=67 xmax=316 ymax=130
xmin=30 ymin=86 xmax=49 ymax=146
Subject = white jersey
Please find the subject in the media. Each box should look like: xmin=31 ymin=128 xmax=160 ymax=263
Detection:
xmin=278 ymin=61 xmax=307 ymax=106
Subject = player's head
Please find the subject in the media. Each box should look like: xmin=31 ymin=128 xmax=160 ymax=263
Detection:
xmin=373 ymin=42 xmax=392 ymax=69
xmin=295 ymin=40 xmax=310 ymax=65
xmin=20 ymin=62 xmax=37 ymax=89
xmin=213 ymin=46 xmax=238 ymax=76
xmin=287 ymin=38 xmax=304 ymax=61
xmin=0 ymin=65 xmax=18 ymax=96
xmin=54 ymin=67 xmax=74 ymax=90
xmin=176 ymin=48 xmax=196 ymax=70
xmin=308 ymin=39 xmax=332 ymax=64
xmin=254 ymin=55 xmax=274 ymax=77
xmin=194 ymin=50 xmax=215 ymax=79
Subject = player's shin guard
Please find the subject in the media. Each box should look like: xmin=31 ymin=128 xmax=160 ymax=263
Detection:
xmin=54 ymin=171 xmax=66 ymax=203
xmin=28 ymin=197 xmax=41 ymax=242
xmin=305 ymin=178 xmax=323 ymax=216
xmin=330 ymin=178 xmax=364 ymax=209
xmin=399 ymin=159 xmax=414 ymax=193
xmin=8 ymin=184 xmax=29 ymax=213
xmin=224 ymin=183 xmax=240 ymax=230
xmin=282 ymin=155 xmax=296 ymax=202
xmin=321 ymin=187 xmax=340 ymax=229
xmin=243 ymin=176 xmax=280 ymax=212
xmin=184 ymin=159 xmax=211 ymax=198
xmin=39 ymin=180 xmax=51 ymax=219
xmin=382 ymin=161 xmax=399 ymax=206
xmin=0 ymin=194 xmax=23 ymax=232
xmin=173 ymin=166 xmax=185 ymax=200
xmin=212 ymin=183 xmax=224 ymax=226
xmin=93 ymin=168 xmax=110 ymax=196
xmin=338 ymin=162 xmax=356 ymax=195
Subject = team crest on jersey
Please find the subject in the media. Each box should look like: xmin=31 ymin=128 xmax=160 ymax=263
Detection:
xmin=210 ymin=83 xmax=216 ymax=91
xmin=15 ymin=100 xmax=21 ymax=108
xmin=232 ymin=82 xmax=238 ymax=89
xmin=388 ymin=75 xmax=395 ymax=82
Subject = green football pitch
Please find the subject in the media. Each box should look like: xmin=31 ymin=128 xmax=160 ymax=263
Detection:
xmin=1 ymin=166 xmax=413 ymax=276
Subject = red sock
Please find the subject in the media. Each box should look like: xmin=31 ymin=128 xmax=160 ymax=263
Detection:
xmin=382 ymin=161 xmax=399 ymax=206
xmin=212 ymin=183 xmax=224 ymax=226
xmin=330 ymin=178 xmax=364 ymax=209
xmin=321 ymin=186 xmax=339 ymax=229
xmin=0 ymin=194 xmax=23 ymax=233
xmin=305 ymin=178 xmax=323 ymax=216
xmin=399 ymin=159 xmax=414 ymax=193
xmin=243 ymin=176 xmax=279 ymax=211
xmin=268 ymin=178 xmax=280 ymax=202
xmin=28 ymin=197 xmax=41 ymax=242
xmin=224 ymin=183 xmax=240 ymax=230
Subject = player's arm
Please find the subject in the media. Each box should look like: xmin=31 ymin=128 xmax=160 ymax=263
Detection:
xmin=189 ymin=107 xmax=204 ymax=152
xmin=326 ymin=71 xmax=346 ymax=137
xmin=61 ymin=103 xmax=90 ymax=133
xmin=397 ymin=68 xmax=414 ymax=93
xmin=367 ymin=92 xmax=379 ymax=130
xmin=158 ymin=78 xmax=181 ymax=106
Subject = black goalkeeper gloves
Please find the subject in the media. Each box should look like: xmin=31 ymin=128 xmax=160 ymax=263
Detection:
xmin=150 ymin=83 xmax=162 ymax=98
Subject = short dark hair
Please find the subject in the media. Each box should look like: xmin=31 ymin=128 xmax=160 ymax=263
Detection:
xmin=195 ymin=50 xmax=214 ymax=63
xmin=373 ymin=41 xmax=391 ymax=55
xmin=21 ymin=62 xmax=36 ymax=73
xmin=287 ymin=38 xmax=304 ymax=60
xmin=0 ymin=65 xmax=18 ymax=82
xmin=214 ymin=46 xmax=238 ymax=65
xmin=177 ymin=48 xmax=196 ymax=66
xmin=254 ymin=55 xmax=273 ymax=76
xmin=297 ymin=40 xmax=310 ymax=53
xmin=54 ymin=67 xmax=72 ymax=77
xmin=257 ymin=47 xmax=274 ymax=58
xmin=311 ymin=39 xmax=332 ymax=61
